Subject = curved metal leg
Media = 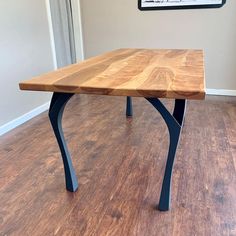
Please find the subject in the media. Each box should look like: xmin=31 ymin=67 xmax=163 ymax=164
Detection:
xmin=145 ymin=98 xmax=186 ymax=211
xmin=126 ymin=96 xmax=133 ymax=117
xmin=173 ymin=99 xmax=186 ymax=126
xmin=49 ymin=92 xmax=78 ymax=192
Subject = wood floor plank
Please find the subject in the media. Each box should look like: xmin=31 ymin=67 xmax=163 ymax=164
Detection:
xmin=0 ymin=95 xmax=235 ymax=236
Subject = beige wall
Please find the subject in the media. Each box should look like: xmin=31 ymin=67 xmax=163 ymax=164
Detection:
xmin=80 ymin=0 xmax=236 ymax=90
xmin=0 ymin=0 xmax=54 ymax=126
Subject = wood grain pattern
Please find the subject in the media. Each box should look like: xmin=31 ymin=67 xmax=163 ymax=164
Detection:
xmin=19 ymin=49 xmax=205 ymax=100
xmin=0 ymin=95 xmax=235 ymax=236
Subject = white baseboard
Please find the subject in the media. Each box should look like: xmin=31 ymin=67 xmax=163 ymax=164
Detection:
xmin=206 ymin=89 xmax=236 ymax=96
xmin=0 ymin=102 xmax=50 ymax=136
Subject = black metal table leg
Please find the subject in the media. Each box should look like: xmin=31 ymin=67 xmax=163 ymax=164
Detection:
xmin=173 ymin=99 xmax=186 ymax=126
xmin=126 ymin=96 xmax=133 ymax=117
xmin=49 ymin=92 xmax=78 ymax=192
xmin=48 ymin=93 xmax=185 ymax=208
xmin=145 ymin=98 xmax=186 ymax=211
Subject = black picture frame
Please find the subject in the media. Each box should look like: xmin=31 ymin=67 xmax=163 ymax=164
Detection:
xmin=138 ymin=0 xmax=226 ymax=11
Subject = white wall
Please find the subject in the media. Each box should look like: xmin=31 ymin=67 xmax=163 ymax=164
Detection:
xmin=80 ymin=0 xmax=236 ymax=90
xmin=0 ymin=0 xmax=54 ymax=128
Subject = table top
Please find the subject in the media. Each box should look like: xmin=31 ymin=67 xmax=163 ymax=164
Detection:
xmin=19 ymin=48 xmax=205 ymax=100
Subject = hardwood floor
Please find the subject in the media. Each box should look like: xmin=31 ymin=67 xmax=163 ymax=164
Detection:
xmin=0 ymin=95 xmax=235 ymax=236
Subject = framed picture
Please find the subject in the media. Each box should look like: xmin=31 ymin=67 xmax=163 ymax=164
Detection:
xmin=138 ymin=0 xmax=226 ymax=11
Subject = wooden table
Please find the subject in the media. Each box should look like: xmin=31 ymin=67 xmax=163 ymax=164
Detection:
xmin=19 ymin=49 xmax=205 ymax=211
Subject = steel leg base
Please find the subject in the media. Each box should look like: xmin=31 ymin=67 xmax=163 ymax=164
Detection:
xmin=49 ymin=92 xmax=78 ymax=192
xmin=126 ymin=96 xmax=133 ymax=117
xmin=48 ymin=94 xmax=185 ymax=206
xmin=145 ymin=98 xmax=186 ymax=211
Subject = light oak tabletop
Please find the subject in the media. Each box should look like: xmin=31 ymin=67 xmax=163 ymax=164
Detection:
xmin=19 ymin=48 xmax=205 ymax=99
